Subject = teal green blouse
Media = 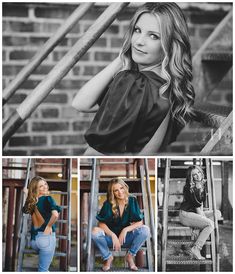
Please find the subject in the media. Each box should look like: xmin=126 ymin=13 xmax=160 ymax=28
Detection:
xmin=96 ymin=196 xmax=143 ymax=236
xmin=30 ymin=196 xmax=61 ymax=240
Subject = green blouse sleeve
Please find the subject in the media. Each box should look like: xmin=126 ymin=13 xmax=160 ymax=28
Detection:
xmin=46 ymin=196 xmax=61 ymax=213
xmin=96 ymin=200 xmax=113 ymax=223
xmin=129 ymin=196 xmax=143 ymax=222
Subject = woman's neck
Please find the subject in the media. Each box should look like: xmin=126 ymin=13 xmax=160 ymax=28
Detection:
xmin=116 ymin=199 xmax=126 ymax=206
xmin=139 ymin=62 xmax=162 ymax=76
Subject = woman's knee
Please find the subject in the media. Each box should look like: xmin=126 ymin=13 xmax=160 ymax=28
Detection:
xmin=138 ymin=225 xmax=150 ymax=238
xmin=215 ymin=209 xmax=222 ymax=220
xmin=92 ymin=227 xmax=105 ymax=238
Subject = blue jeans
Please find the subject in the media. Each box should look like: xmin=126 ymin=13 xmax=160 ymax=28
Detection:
xmin=31 ymin=232 xmax=56 ymax=272
xmin=92 ymin=225 xmax=150 ymax=261
xmin=179 ymin=210 xmax=221 ymax=249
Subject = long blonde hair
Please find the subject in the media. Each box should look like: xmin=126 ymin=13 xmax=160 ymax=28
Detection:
xmin=186 ymin=165 xmax=206 ymax=191
xmin=23 ymin=176 xmax=49 ymax=214
xmin=120 ymin=2 xmax=195 ymax=126
xmin=107 ymin=178 xmax=129 ymax=218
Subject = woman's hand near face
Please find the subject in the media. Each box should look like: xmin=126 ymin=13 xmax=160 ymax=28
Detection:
xmin=43 ymin=225 xmax=52 ymax=235
xmin=111 ymin=233 xmax=121 ymax=251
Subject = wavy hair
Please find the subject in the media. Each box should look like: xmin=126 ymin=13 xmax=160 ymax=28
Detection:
xmin=120 ymin=2 xmax=195 ymax=126
xmin=185 ymin=165 xmax=206 ymax=191
xmin=23 ymin=176 xmax=49 ymax=214
xmin=107 ymin=178 xmax=129 ymax=218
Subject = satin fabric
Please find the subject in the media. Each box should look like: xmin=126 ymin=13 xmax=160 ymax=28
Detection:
xmin=85 ymin=70 xmax=181 ymax=154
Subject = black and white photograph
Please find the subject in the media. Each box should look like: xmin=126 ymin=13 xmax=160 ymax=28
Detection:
xmin=2 ymin=2 xmax=233 ymax=156
xmin=157 ymin=158 xmax=233 ymax=272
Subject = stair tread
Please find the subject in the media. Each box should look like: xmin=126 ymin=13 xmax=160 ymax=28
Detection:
xmin=166 ymin=257 xmax=213 ymax=265
xmin=94 ymin=267 xmax=149 ymax=272
xmin=168 ymin=240 xmax=211 ymax=245
xmin=193 ymin=103 xmax=232 ymax=128
xmin=23 ymin=249 xmax=67 ymax=257
xmin=201 ymin=51 xmax=232 ymax=62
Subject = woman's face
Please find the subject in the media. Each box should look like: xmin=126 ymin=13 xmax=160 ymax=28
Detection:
xmin=131 ymin=13 xmax=163 ymax=70
xmin=113 ymin=183 xmax=126 ymax=200
xmin=37 ymin=180 xmax=48 ymax=197
xmin=191 ymin=168 xmax=203 ymax=182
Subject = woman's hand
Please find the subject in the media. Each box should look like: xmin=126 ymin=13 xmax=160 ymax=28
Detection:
xmin=119 ymin=228 xmax=128 ymax=245
xmin=43 ymin=225 xmax=52 ymax=235
xmin=111 ymin=233 xmax=121 ymax=251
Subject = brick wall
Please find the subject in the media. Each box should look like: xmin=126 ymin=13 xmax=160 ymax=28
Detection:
xmin=2 ymin=2 xmax=232 ymax=156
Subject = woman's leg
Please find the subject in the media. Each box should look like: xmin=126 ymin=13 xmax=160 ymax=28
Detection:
xmin=204 ymin=209 xmax=221 ymax=221
xmin=91 ymin=227 xmax=112 ymax=261
xmin=35 ymin=232 xmax=56 ymax=272
xmin=123 ymin=225 xmax=150 ymax=256
xmin=122 ymin=225 xmax=150 ymax=270
xmin=179 ymin=210 xmax=214 ymax=258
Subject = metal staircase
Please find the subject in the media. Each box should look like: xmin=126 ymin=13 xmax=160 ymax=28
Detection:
xmin=80 ymin=159 xmax=155 ymax=271
xmin=158 ymin=158 xmax=219 ymax=271
xmin=192 ymin=10 xmax=233 ymax=155
xmin=17 ymin=158 xmax=72 ymax=272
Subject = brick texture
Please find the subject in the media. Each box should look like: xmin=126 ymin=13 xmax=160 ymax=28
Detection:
xmin=2 ymin=2 xmax=232 ymax=156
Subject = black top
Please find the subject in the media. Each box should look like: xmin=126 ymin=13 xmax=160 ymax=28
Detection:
xmin=96 ymin=196 xmax=143 ymax=236
xmin=23 ymin=195 xmax=61 ymax=240
xmin=85 ymin=70 xmax=182 ymax=154
xmin=180 ymin=186 xmax=206 ymax=213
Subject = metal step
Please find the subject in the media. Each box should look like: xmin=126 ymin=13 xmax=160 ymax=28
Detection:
xmin=167 ymin=240 xmax=211 ymax=246
xmin=23 ymin=249 xmax=67 ymax=257
xmin=194 ymin=103 xmax=232 ymax=128
xmin=50 ymin=191 xmax=68 ymax=195
xmin=201 ymin=51 xmax=232 ymax=62
xmin=94 ymin=267 xmax=149 ymax=272
xmin=166 ymin=256 xmax=213 ymax=265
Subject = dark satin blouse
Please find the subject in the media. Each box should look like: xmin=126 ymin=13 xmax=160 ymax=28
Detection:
xmin=23 ymin=195 xmax=61 ymax=240
xmin=96 ymin=196 xmax=143 ymax=236
xmin=85 ymin=70 xmax=182 ymax=154
xmin=180 ymin=186 xmax=207 ymax=213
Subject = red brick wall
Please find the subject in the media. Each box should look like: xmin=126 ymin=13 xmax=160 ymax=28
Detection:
xmin=2 ymin=3 xmax=232 ymax=155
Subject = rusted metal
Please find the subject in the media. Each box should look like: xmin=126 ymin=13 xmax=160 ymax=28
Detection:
xmin=5 ymin=186 xmax=15 ymax=271
xmin=3 ymin=3 xmax=94 ymax=105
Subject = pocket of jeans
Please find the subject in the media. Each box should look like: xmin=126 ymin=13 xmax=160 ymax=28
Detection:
xmin=36 ymin=234 xmax=51 ymax=249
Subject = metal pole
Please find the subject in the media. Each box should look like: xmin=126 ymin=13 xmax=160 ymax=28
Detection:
xmin=86 ymin=158 xmax=97 ymax=271
xmin=3 ymin=3 xmax=94 ymax=105
xmin=144 ymin=159 xmax=155 ymax=243
xmin=3 ymin=2 xmax=129 ymax=147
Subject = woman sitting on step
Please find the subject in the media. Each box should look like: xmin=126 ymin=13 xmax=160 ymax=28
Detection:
xmin=179 ymin=165 xmax=221 ymax=260
xmin=23 ymin=176 xmax=61 ymax=272
xmin=92 ymin=178 xmax=150 ymax=271
xmin=72 ymin=2 xmax=195 ymax=156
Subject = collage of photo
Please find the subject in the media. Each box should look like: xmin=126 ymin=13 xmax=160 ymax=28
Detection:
xmin=2 ymin=1 xmax=233 ymax=273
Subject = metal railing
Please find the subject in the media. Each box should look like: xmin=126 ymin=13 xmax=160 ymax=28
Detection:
xmin=3 ymin=2 xmax=129 ymax=147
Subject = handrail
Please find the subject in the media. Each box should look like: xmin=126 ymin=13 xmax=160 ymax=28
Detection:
xmin=17 ymin=158 xmax=32 ymax=271
xmin=3 ymin=2 xmax=129 ymax=147
xmin=86 ymin=158 xmax=97 ymax=271
xmin=144 ymin=159 xmax=155 ymax=244
xmin=209 ymin=159 xmax=220 ymax=271
xmin=3 ymin=3 xmax=94 ymax=105
xmin=200 ymin=111 xmax=232 ymax=154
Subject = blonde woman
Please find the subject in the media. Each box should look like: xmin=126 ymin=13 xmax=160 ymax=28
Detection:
xmin=179 ymin=166 xmax=221 ymax=260
xmin=72 ymin=3 xmax=195 ymax=155
xmin=92 ymin=178 xmax=150 ymax=271
xmin=22 ymin=176 xmax=61 ymax=272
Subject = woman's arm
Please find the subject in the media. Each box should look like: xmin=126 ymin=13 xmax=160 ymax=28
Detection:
xmin=98 ymin=222 xmax=121 ymax=251
xmin=72 ymin=56 xmax=122 ymax=112
xmin=119 ymin=220 xmax=143 ymax=245
xmin=196 ymin=204 xmax=205 ymax=216
xmin=44 ymin=210 xmax=59 ymax=235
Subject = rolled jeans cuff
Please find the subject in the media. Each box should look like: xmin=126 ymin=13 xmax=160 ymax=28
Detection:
xmin=127 ymin=249 xmax=136 ymax=256
xmin=103 ymin=252 xmax=113 ymax=261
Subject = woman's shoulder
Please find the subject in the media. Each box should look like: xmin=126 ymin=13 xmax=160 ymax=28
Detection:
xmin=128 ymin=195 xmax=138 ymax=203
xmin=115 ymin=69 xmax=164 ymax=84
